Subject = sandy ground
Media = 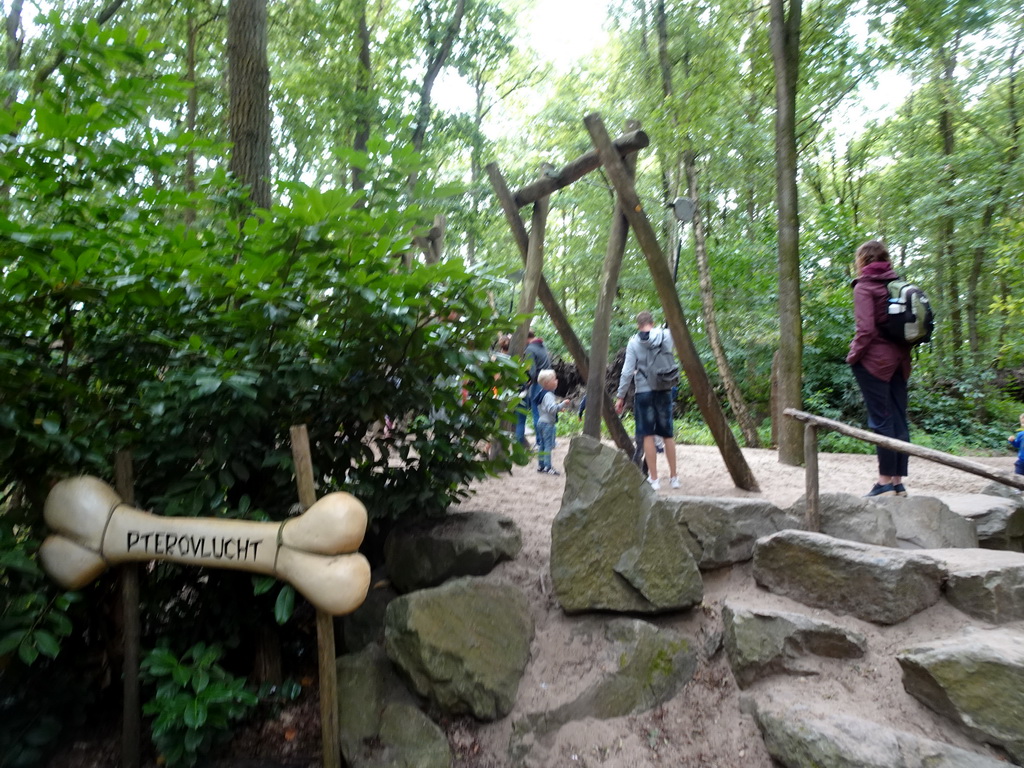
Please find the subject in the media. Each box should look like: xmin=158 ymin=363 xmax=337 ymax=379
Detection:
xmin=449 ymin=438 xmax=1019 ymax=767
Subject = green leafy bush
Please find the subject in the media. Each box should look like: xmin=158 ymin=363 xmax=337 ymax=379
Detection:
xmin=140 ymin=643 xmax=259 ymax=768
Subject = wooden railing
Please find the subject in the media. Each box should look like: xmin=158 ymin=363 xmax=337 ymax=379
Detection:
xmin=784 ymin=408 xmax=1024 ymax=531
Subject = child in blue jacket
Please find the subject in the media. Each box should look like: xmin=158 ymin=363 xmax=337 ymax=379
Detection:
xmin=1008 ymin=413 xmax=1024 ymax=476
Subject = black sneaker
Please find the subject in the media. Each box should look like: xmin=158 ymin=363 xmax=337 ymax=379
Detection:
xmin=864 ymin=483 xmax=897 ymax=497
xmin=546 ymin=468 xmax=560 ymax=476
xmin=894 ymin=484 xmax=907 ymax=497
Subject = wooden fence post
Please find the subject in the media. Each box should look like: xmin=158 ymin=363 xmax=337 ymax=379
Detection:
xmin=289 ymin=425 xmax=342 ymax=768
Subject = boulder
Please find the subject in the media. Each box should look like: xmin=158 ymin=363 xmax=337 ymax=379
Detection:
xmin=752 ymin=530 xmax=945 ymax=624
xmin=980 ymin=481 xmax=1024 ymax=500
xmin=926 ymin=493 xmax=1024 ymax=552
xmin=722 ymin=603 xmax=867 ymax=688
xmin=878 ymin=496 xmax=979 ymax=550
xmin=669 ymin=496 xmax=803 ymax=569
xmin=789 ymin=493 xmax=895 ymax=546
xmin=384 ymin=511 xmax=523 ymax=593
xmin=336 ymin=643 xmax=451 ymax=768
xmin=750 ymin=696 xmax=1008 ymax=768
xmin=898 ymin=627 xmax=1024 ymax=763
xmin=550 ymin=435 xmax=703 ymax=613
xmin=927 ymin=548 xmax=1024 ymax=623
xmin=384 ymin=577 xmax=533 ymax=721
xmin=509 ymin=619 xmax=697 ymax=762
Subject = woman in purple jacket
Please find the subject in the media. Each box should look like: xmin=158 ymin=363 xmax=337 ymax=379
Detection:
xmin=846 ymin=240 xmax=913 ymax=497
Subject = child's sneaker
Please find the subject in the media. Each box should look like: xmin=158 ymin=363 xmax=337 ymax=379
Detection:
xmin=648 ymin=477 xmax=661 ymax=491
xmin=669 ymin=477 xmax=680 ymax=489
xmin=545 ymin=468 xmax=560 ymax=476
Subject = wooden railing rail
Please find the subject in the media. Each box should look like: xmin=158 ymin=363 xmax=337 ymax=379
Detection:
xmin=784 ymin=408 xmax=1024 ymax=531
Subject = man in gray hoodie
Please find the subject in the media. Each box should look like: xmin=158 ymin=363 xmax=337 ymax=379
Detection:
xmin=614 ymin=311 xmax=679 ymax=490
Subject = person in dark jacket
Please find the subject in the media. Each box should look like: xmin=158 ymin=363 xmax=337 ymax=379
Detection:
xmin=846 ymin=239 xmax=913 ymax=497
xmin=515 ymin=330 xmax=550 ymax=449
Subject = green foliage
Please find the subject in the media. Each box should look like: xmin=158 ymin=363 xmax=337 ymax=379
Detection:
xmin=140 ymin=642 xmax=259 ymax=768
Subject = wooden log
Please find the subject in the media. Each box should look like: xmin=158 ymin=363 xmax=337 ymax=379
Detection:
xmin=115 ymin=451 xmax=140 ymax=768
xmin=289 ymin=425 xmax=342 ymax=768
xmin=803 ymin=424 xmax=820 ymax=532
xmin=583 ymin=112 xmax=760 ymax=492
xmin=784 ymin=408 xmax=1024 ymax=491
xmin=510 ymin=166 xmax=552 ymax=356
xmin=512 ymin=130 xmax=650 ymax=208
xmin=487 ymin=162 xmax=635 ymax=455
xmin=584 ymin=122 xmax=638 ymax=439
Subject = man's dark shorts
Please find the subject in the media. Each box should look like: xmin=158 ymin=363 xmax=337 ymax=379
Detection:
xmin=634 ymin=390 xmax=673 ymax=438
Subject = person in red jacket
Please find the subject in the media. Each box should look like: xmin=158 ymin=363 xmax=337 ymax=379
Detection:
xmin=846 ymin=240 xmax=913 ymax=497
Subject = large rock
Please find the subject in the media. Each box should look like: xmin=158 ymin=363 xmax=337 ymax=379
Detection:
xmin=926 ymin=548 xmax=1024 ymax=623
xmin=384 ymin=577 xmax=533 ymax=721
xmin=898 ymin=628 xmax=1024 ymax=763
xmin=668 ymin=496 xmax=803 ymax=568
xmin=879 ymin=496 xmax=979 ymax=550
xmin=384 ymin=511 xmax=523 ymax=593
xmin=336 ymin=644 xmax=452 ymax=768
xmin=789 ymin=493 xmax=895 ymax=546
xmin=550 ymin=436 xmax=703 ymax=613
xmin=750 ymin=696 xmax=1008 ymax=768
xmin=753 ymin=530 xmax=945 ymax=624
xmin=509 ymin=619 xmax=697 ymax=762
xmin=722 ymin=603 xmax=866 ymax=688
xmin=928 ymin=493 xmax=1024 ymax=552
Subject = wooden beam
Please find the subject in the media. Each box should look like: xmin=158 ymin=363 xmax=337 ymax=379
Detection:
xmin=510 ymin=166 xmax=552 ymax=356
xmin=115 ymin=451 xmax=140 ymax=768
xmin=583 ymin=112 xmax=760 ymax=492
xmin=487 ymin=162 xmax=635 ymax=455
xmin=785 ymin=408 xmax=1024 ymax=491
xmin=584 ymin=123 xmax=638 ymax=440
xmin=512 ymin=130 xmax=650 ymax=208
xmin=289 ymin=425 xmax=342 ymax=768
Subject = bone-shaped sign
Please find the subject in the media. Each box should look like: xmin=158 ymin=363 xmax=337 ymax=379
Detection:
xmin=39 ymin=476 xmax=371 ymax=616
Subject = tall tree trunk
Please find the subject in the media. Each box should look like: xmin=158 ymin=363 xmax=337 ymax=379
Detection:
xmin=408 ymin=0 xmax=466 ymax=193
xmin=684 ymin=150 xmax=761 ymax=448
xmin=184 ymin=8 xmax=198 ymax=227
xmin=770 ymin=0 xmax=804 ymax=466
xmin=936 ymin=42 xmax=960 ymax=375
xmin=351 ymin=0 xmax=371 ymax=202
xmin=966 ymin=40 xmax=1019 ymax=367
xmin=228 ymin=0 xmax=271 ymax=211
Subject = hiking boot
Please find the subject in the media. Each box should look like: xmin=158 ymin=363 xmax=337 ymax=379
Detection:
xmin=864 ymin=483 xmax=896 ymax=497
xmin=648 ymin=477 xmax=661 ymax=491
xmin=894 ymin=483 xmax=907 ymax=497
xmin=669 ymin=477 xmax=681 ymax=489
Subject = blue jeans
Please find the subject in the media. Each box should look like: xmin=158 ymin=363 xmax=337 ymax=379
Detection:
xmin=514 ymin=382 xmax=543 ymax=445
xmin=536 ymin=421 xmax=556 ymax=469
xmin=852 ymin=363 xmax=909 ymax=477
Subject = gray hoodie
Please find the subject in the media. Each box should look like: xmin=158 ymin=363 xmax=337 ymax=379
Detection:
xmin=616 ymin=327 xmax=674 ymax=397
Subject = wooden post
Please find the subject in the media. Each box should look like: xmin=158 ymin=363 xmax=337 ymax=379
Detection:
xmin=583 ymin=112 xmax=760 ymax=492
xmin=114 ymin=451 xmax=140 ymax=768
xmin=584 ymin=122 xmax=638 ymax=439
xmin=289 ymin=425 xmax=341 ymax=768
xmin=487 ymin=162 xmax=635 ymax=455
xmin=509 ymin=166 xmax=552 ymax=357
xmin=803 ymin=424 xmax=820 ymax=532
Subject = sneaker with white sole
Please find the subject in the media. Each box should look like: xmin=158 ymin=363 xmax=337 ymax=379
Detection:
xmin=648 ymin=477 xmax=661 ymax=491
xmin=669 ymin=477 xmax=680 ymax=489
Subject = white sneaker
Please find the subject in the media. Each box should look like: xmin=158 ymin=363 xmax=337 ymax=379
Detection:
xmin=648 ymin=477 xmax=661 ymax=490
xmin=669 ymin=477 xmax=680 ymax=489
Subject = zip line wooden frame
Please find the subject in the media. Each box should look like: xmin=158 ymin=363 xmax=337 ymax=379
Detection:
xmin=487 ymin=112 xmax=759 ymax=492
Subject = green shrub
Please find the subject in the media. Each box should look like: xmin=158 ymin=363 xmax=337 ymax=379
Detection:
xmin=140 ymin=643 xmax=259 ymax=768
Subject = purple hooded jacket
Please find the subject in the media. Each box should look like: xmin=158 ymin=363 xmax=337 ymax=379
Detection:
xmin=846 ymin=260 xmax=912 ymax=382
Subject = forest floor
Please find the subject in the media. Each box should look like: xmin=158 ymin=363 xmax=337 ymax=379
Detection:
xmin=45 ymin=439 xmax=1019 ymax=768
